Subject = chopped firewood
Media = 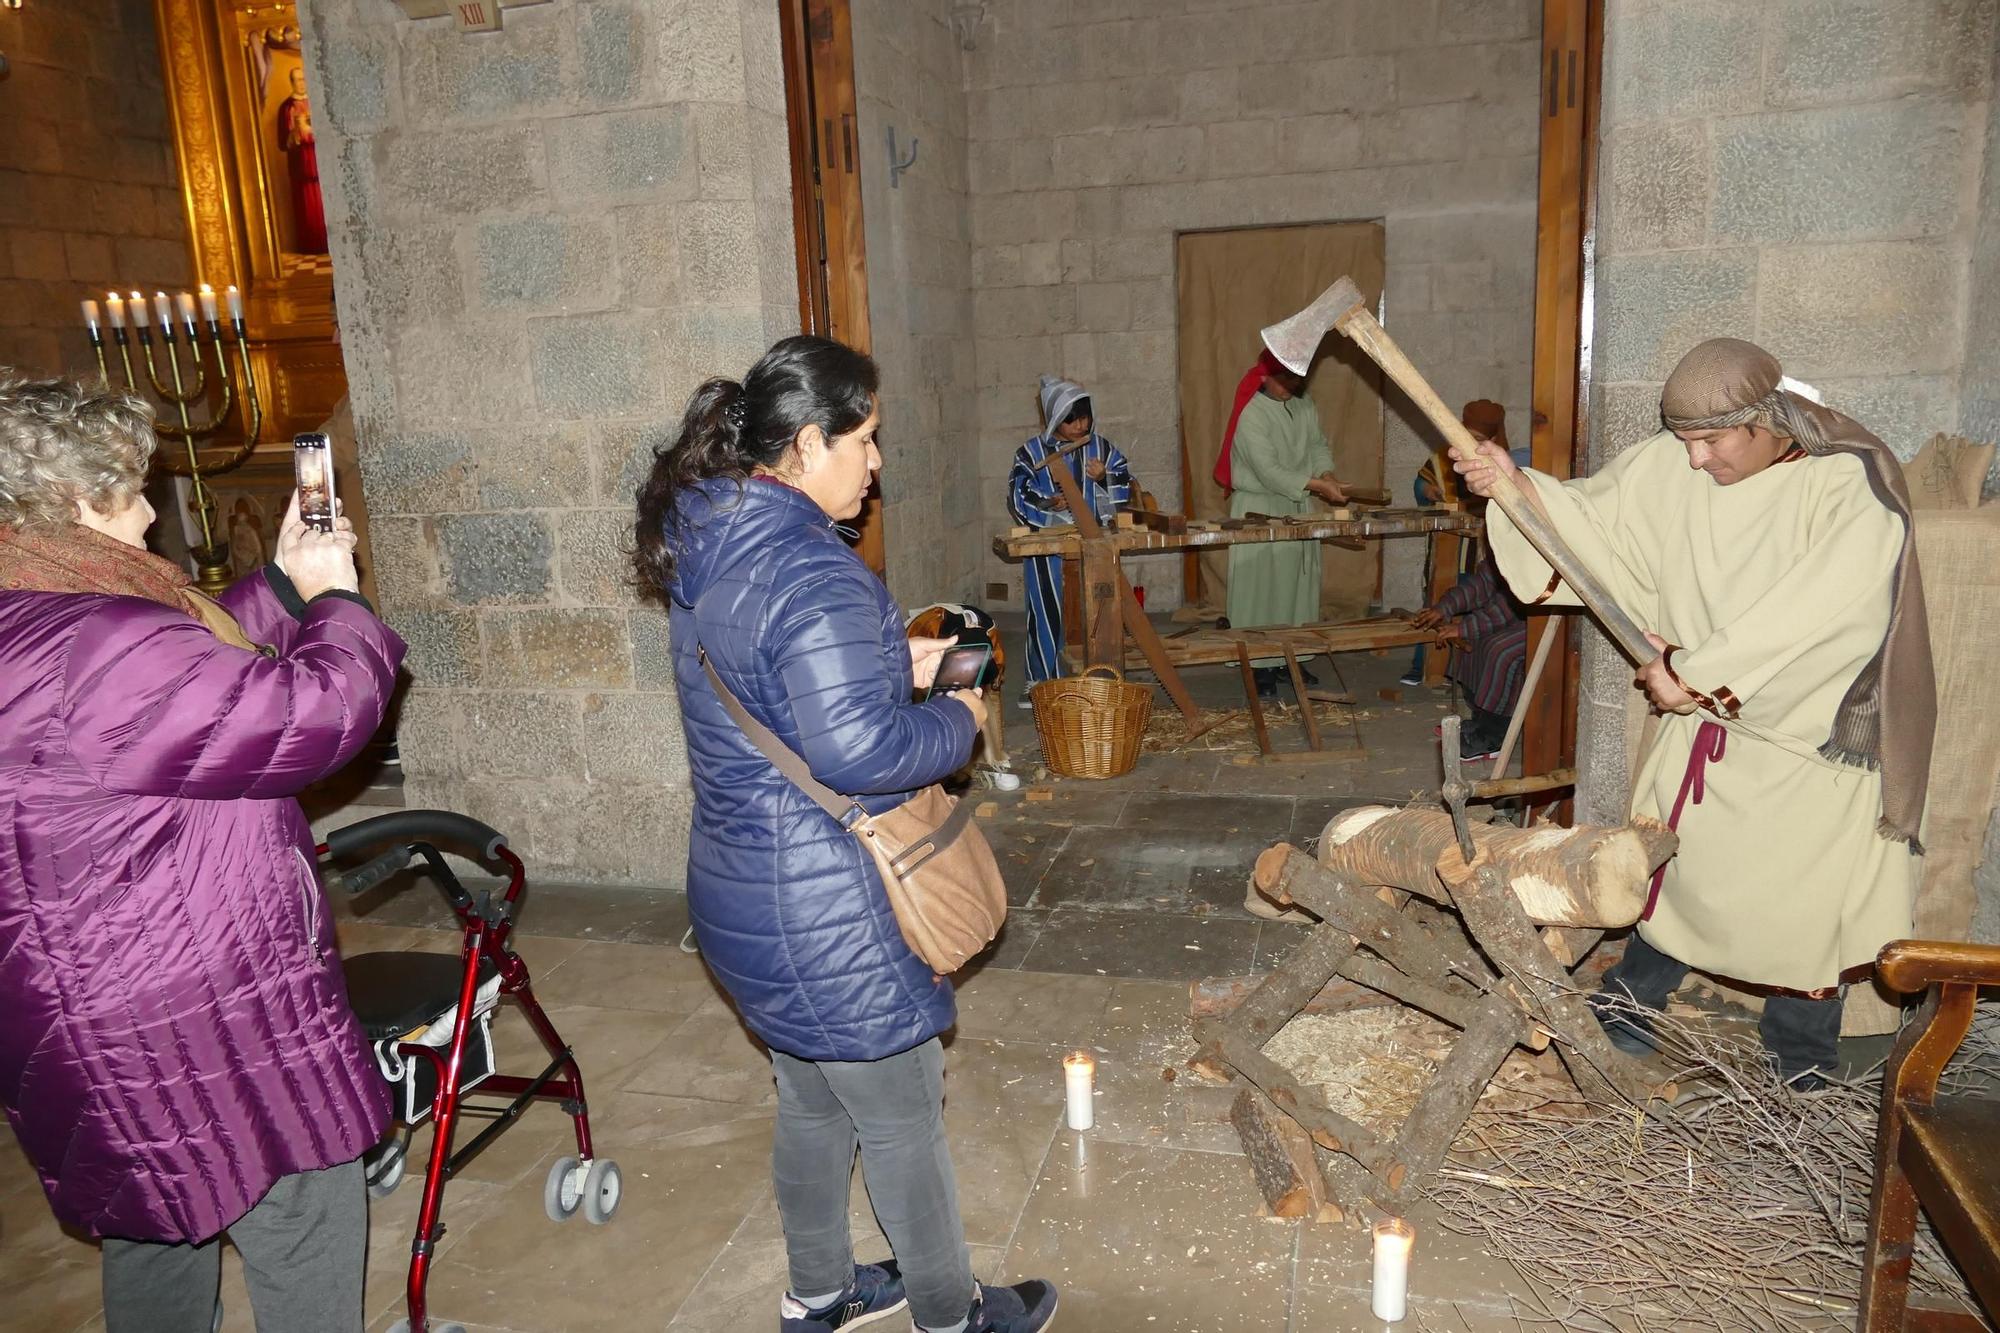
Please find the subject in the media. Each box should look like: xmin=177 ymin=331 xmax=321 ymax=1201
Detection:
xmin=1232 ymin=1086 xmax=1330 ymax=1219
xmin=974 ymin=801 xmax=999 ymax=818
xmin=1025 ymin=789 xmax=1054 ymax=803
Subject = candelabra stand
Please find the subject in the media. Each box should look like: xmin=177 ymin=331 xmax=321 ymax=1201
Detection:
xmin=84 ymin=287 xmax=263 ymax=596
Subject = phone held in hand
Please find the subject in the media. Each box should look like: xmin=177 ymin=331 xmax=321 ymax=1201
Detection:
xmin=293 ymin=432 xmax=336 ymax=533
xmin=927 ymin=644 xmax=992 ymax=699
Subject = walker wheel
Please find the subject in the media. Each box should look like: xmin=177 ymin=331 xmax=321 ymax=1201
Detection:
xmin=365 ymin=1129 xmax=410 ymax=1199
xmin=581 ymin=1158 xmax=622 ymax=1225
xmin=544 ymin=1154 xmax=585 ymax=1222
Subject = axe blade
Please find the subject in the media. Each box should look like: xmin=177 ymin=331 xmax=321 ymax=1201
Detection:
xmin=1260 ymin=275 xmax=1369 ymax=375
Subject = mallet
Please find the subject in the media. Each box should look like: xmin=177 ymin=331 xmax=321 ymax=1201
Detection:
xmin=1261 ymin=277 xmax=1655 ymax=665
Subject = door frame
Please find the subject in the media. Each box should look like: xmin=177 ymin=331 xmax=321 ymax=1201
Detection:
xmin=1523 ymin=0 xmax=1606 ymax=808
xmin=778 ymin=0 xmax=885 ymax=577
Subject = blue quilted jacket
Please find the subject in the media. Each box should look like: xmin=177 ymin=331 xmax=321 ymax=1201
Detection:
xmin=666 ymin=477 xmax=976 ymax=1061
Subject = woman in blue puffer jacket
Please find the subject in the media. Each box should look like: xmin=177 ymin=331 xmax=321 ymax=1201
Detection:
xmin=635 ymin=336 xmax=1057 ymax=1333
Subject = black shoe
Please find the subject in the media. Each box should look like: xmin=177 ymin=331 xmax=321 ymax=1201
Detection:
xmin=1254 ymin=667 xmax=1280 ymax=699
xmin=1587 ymin=991 xmax=1660 ymax=1057
xmin=779 ymin=1261 xmax=909 ymax=1330
xmin=965 ymin=1280 xmax=1059 ymax=1333
xmin=1299 ymin=663 xmax=1320 ymax=687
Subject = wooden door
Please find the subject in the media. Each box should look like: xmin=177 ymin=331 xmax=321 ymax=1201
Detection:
xmin=1525 ymin=0 xmax=1606 ymax=807
xmin=779 ymin=0 xmax=885 ymax=577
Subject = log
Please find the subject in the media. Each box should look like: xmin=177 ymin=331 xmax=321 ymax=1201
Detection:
xmin=1232 ymin=1086 xmax=1330 ymax=1218
xmin=1314 ymin=805 xmax=1677 ymax=928
xmin=1189 ymin=973 xmax=1398 ymax=1023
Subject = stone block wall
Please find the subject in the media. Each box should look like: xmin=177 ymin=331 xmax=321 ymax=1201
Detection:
xmin=0 ymin=0 xmax=192 ymax=377
xmin=299 ymin=0 xmax=797 ymax=883
xmin=962 ymin=0 xmax=1544 ymax=609
xmin=1573 ymin=0 xmax=1999 ymax=825
xmin=852 ymin=1 xmax=982 ymax=610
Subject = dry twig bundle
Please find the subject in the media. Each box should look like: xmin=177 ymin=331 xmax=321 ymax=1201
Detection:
xmin=1423 ymin=995 xmax=1991 ymax=1332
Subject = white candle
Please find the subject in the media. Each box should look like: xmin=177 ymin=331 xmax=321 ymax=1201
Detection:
xmin=82 ymin=299 xmax=100 ymax=332
xmin=105 ymin=293 xmax=125 ymax=328
xmin=198 ymin=284 xmax=218 ymax=323
xmin=176 ymin=291 xmax=198 ymax=331
xmin=1063 ymin=1051 xmax=1095 ymax=1131
xmin=1371 ymin=1217 xmax=1414 ymax=1323
xmin=153 ymin=292 xmax=174 ymax=331
xmin=128 ymin=291 xmax=148 ymax=328
xmin=226 ymin=285 xmax=244 ymax=322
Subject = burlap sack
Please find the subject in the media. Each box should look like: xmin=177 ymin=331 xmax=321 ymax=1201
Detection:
xmin=1842 ymin=504 xmax=2000 ymax=1034
xmin=1903 ymin=433 xmax=1995 ymax=512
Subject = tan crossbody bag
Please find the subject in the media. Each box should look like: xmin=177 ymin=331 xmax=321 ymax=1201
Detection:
xmin=700 ymin=649 xmax=1007 ymax=975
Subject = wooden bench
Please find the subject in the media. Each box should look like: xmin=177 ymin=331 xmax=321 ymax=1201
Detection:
xmin=1860 ymin=939 xmax=2000 ymax=1331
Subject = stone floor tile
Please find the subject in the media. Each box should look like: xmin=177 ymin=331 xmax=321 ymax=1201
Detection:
xmin=0 ymin=1257 xmax=101 ymax=1333
xmin=969 ymin=907 xmax=1047 ymax=970
xmin=513 ymin=883 xmax=681 ymax=943
xmin=489 ymin=1000 xmax=683 ymax=1099
xmin=616 ymin=997 xmax=776 ymax=1106
xmin=1003 ymin=1130 xmax=1296 ymax=1332
xmin=948 ymin=968 xmax=1116 ymax=1044
xmin=526 ymin=939 xmax=727 ymax=1015
xmin=982 ymin=821 xmax=1072 ymax=907
xmin=417 ymin=1121 xmax=773 ymax=1332
xmin=1020 ymin=908 xmax=1261 ymax=983
xmin=938 ymin=1039 xmax=1066 ymax=1246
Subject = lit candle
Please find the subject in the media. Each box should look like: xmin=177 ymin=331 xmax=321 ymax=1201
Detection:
xmin=105 ymin=293 xmax=125 ymax=329
xmin=1371 ymin=1217 xmax=1414 ymax=1323
xmin=176 ymin=291 xmax=198 ymax=331
xmin=198 ymin=284 xmax=218 ymax=324
xmin=128 ymin=291 xmax=148 ymax=329
xmin=153 ymin=291 xmax=174 ymax=331
xmin=82 ymin=299 xmax=100 ymax=332
xmin=1063 ymin=1051 xmax=1095 ymax=1131
xmin=225 ymin=285 xmax=244 ymax=323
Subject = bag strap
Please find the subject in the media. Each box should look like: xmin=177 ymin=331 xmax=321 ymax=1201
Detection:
xmin=699 ymin=646 xmax=872 ymax=831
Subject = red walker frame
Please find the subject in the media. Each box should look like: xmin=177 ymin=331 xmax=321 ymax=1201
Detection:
xmin=321 ymin=810 xmax=617 ymax=1333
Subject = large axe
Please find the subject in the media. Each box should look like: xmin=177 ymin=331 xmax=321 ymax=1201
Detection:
xmin=1262 ymin=277 xmax=1655 ymax=665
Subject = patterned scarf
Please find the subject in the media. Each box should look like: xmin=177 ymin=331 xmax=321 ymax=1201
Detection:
xmin=1660 ymin=338 xmax=1934 ymax=849
xmin=0 ymin=521 xmax=258 ymax=651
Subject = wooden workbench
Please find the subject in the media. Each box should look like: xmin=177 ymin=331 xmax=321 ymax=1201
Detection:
xmin=994 ymin=507 xmax=1483 ymax=674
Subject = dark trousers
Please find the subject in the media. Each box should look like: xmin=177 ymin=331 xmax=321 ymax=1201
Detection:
xmin=101 ymin=1158 xmax=366 ymax=1333
xmin=771 ymin=1038 xmax=974 ymax=1329
xmin=1601 ymin=932 xmax=1842 ymax=1081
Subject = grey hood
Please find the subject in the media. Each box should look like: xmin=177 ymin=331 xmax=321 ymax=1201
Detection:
xmin=1037 ymin=374 xmax=1089 ymax=437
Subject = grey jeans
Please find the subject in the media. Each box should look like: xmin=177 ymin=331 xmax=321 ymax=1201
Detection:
xmin=771 ymin=1037 xmax=975 ymax=1329
xmin=101 ymin=1158 xmax=367 ymax=1333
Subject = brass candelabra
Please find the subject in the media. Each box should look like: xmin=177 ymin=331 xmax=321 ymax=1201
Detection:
xmin=82 ymin=285 xmax=264 ymax=595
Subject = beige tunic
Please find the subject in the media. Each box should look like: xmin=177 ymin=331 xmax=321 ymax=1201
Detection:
xmin=1487 ymin=432 xmax=1920 ymax=990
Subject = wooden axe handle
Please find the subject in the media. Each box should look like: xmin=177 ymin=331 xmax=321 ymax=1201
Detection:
xmin=1028 ymin=436 xmax=1091 ymax=473
xmin=1330 ymin=304 xmax=1656 ymax=664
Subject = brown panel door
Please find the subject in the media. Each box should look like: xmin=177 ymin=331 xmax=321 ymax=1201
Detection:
xmin=779 ymin=0 xmax=885 ymax=578
xmin=1526 ymin=0 xmax=1605 ymax=809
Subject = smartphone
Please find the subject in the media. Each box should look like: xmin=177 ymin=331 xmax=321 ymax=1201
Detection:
xmin=928 ymin=644 xmax=992 ymax=698
xmin=293 ymin=432 xmax=336 ymax=533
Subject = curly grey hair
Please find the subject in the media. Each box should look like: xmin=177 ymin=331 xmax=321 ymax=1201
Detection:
xmin=0 ymin=373 xmax=158 ymax=529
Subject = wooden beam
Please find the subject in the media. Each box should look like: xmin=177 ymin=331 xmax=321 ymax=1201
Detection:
xmin=1525 ymin=0 xmax=1605 ymax=806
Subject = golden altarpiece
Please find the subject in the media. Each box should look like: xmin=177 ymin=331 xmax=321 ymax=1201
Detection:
xmin=151 ymin=0 xmax=374 ymax=594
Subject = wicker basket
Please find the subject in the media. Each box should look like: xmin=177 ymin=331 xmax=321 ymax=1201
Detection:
xmin=1030 ymin=666 xmax=1153 ymax=780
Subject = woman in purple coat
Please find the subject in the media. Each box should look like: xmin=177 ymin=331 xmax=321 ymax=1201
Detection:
xmin=0 ymin=377 xmax=404 ymax=1332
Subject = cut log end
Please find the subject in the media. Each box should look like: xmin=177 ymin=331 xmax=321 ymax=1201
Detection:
xmin=1252 ymin=843 xmax=1297 ymax=895
xmin=1232 ymin=1087 xmax=1330 ymax=1220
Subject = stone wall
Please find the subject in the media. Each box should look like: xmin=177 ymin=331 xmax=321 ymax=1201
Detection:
xmin=1574 ymin=0 xmax=1999 ymax=825
xmin=852 ymin=1 xmax=983 ymax=609
xmin=963 ymin=0 xmax=1544 ymax=609
xmin=0 ymin=0 xmax=191 ymax=377
xmin=299 ymin=0 xmax=797 ymax=884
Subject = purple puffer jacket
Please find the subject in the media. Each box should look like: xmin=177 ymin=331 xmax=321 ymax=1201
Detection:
xmin=0 ymin=569 xmax=404 ymax=1243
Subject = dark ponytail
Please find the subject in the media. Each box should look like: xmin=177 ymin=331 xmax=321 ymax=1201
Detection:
xmin=634 ymin=334 xmax=879 ymax=590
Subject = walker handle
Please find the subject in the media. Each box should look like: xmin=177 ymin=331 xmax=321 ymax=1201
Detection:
xmin=322 ymin=809 xmax=509 ymax=866
xmin=329 ymin=846 xmax=413 ymax=896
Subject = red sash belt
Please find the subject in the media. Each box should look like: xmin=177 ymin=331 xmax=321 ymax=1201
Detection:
xmin=1642 ymin=720 xmax=1727 ymax=921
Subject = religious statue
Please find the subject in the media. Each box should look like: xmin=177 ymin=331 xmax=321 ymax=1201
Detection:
xmin=276 ymin=66 xmax=327 ymax=253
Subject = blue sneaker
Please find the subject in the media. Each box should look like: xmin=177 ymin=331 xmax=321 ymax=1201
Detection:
xmin=965 ymin=1279 xmax=1059 ymax=1333
xmin=779 ymin=1261 xmax=908 ymax=1330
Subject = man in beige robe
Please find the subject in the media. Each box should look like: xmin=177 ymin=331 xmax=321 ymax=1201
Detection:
xmin=1456 ymin=338 xmax=1935 ymax=1088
